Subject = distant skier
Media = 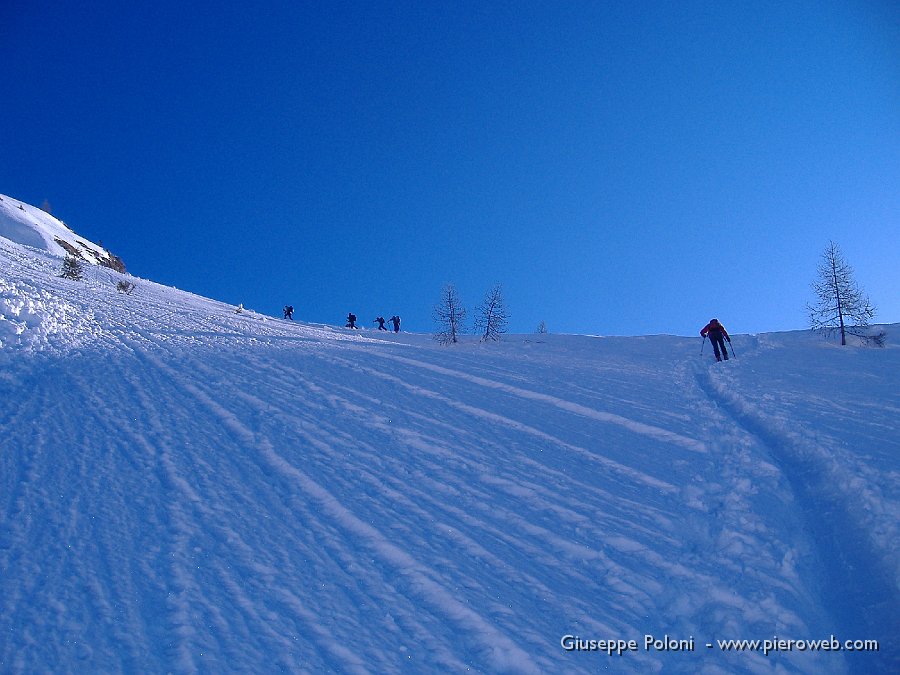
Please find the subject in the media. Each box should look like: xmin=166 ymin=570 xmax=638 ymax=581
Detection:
xmin=283 ymin=305 xmax=294 ymax=320
xmin=390 ymin=315 xmax=401 ymax=333
xmin=234 ymin=303 xmax=244 ymax=314
xmin=374 ymin=316 xmax=387 ymax=330
xmin=700 ymin=318 xmax=731 ymax=362
xmin=346 ymin=313 xmax=358 ymax=329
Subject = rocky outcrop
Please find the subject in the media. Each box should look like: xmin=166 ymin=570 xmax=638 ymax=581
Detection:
xmin=53 ymin=237 xmax=127 ymax=273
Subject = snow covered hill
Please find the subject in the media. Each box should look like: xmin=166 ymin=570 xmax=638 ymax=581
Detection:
xmin=0 ymin=194 xmax=124 ymax=271
xmin=1 ymin=230 xmax=897 ymax=673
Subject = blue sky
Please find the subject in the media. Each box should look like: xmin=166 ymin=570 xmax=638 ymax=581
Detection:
xmin=2 ymin=0 xmax=898 ymax=336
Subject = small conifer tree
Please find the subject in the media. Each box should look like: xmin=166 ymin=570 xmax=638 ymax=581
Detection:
xmin=60 ymin=254 xmax=84 ymax=281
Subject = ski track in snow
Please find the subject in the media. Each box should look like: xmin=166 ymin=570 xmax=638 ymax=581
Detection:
xmin=697 ymin=356 xmax=899 ymax=673
xmin=363 ymin=351 xmax=708 ymax=454
xmin=2 ymin=237 xmax=898 ymax=673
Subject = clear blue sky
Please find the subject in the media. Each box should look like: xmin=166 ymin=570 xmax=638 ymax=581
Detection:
xmin=2 ymin=0 xmax=898 ymax=336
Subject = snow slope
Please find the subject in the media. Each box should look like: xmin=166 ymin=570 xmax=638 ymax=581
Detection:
xmin=0 ymin=194 xmax=121 ymax=269
xmin=1 ymin=233 xmax=897 ymax=674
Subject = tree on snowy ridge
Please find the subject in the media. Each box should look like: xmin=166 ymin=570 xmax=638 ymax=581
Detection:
xmin=433 ymin=283 xmax=466 ymax=344
xmin=474 ymin=283 xmax=509 ymax=342
xmin=807 ymin=241 xmax=881 ymax=346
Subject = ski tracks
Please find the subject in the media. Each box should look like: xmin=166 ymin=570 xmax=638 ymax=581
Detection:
xmin=374 ymin=352 xmax=708 ymax=455
xmin=0 ymin=358 xmax=157 ymax=671
xmin=5 ymin=314 xmax=893 ymax=673
xmin=139 ymin=344 xmax=540 ymax=674
xmin=694 ymin=348 xmax=899 ymax=672
xmin=120 ymin=345 xmax=385 ymax=673
xmin=295 ymin=343 xmax=809 ymax=671
xmin=155 ymin=340 xmax=718 ymax=673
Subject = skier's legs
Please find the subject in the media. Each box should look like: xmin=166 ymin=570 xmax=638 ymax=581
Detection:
xmin=711 ymin=335 xmax=728 ymax=361
xmin=711 ymin=336 xmax=723 ymax=361
xmin=716 ymin=335 xmax=728 ymax=359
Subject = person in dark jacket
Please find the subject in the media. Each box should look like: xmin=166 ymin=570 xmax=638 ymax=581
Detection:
xmin=283 ymin=305 xmax=294 ymax=320
xmin=700 ymin=318 xmax=731 ymax=362
xmin=374 ymin=316 xmax=387 ymax=330
xmin=390 ymin=315 xmax=401 ymax=333
xmin=346 ymin=313 xmax=358 ymax=329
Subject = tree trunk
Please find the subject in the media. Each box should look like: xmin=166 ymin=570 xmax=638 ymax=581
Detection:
xmin=831 ymin=254 xmax=846 ymax=345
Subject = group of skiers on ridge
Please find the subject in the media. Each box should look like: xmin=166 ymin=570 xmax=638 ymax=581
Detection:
xmin=282 ymin=307 xmax=401 ymax=333
xmin=291 ymin=304 xmax=729 ymax=359
xmin=346 ymin=313 xmax=400 ymax=333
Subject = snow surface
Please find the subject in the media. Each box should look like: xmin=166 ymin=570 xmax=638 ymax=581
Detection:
xmin=1 ymin=227 xmax=898 ymax=673
xmin=0 ymin=194 xmax=116 ymax=267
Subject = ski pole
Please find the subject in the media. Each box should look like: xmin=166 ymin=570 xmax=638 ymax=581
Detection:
xmin=727 ymin=339 xmax=735 ymax=358
xmin=701 ymin=336 xmax=707 ymax=355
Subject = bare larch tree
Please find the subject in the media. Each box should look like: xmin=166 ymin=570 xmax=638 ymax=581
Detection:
xmin=474 ymin=283 xmax=509 ymax=342
xmin=807 ymin=241 xmax=876 ymax=345
xmin=433 ymin=283 xmax=466 ymax=344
